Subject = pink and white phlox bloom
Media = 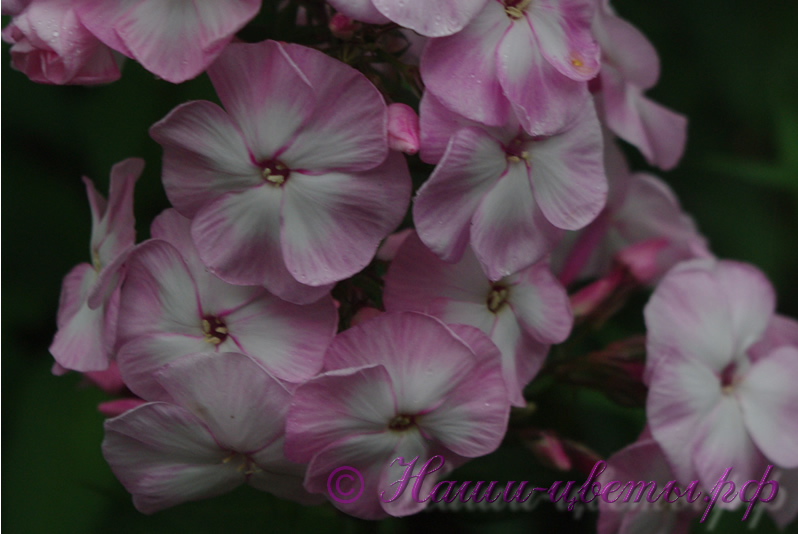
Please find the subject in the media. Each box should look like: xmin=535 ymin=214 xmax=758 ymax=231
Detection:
xmin=50 ymin=158 xmax=142 ymax=372
xmin=285 ymin=312 xmax=511 ymax=519
xmin=328 ymin=0 xmax=488 ymax=37
xmin=384 ymin=231 xmax=572 ymax=406
xmin=421 ymin=0 xmax=599 ymax=135
xmin=116 ymin=209 xmax=337 ymax=401
xmin=150 ymin=40 xmax=411 ymax=304
xmin=2 ymin=0 xmax=122 ymax=85
xmin=591 ymin=0 xmax=687 ymax=170
xmin=644 ymin=259 xmax=798 ymax=495
xmin=74 ymin=0 xmax=261 ymax=83
xmin=415 ymin=92 xmax=606 ymax=279
xmin=103 ymin=352 xmax=316 ymax=514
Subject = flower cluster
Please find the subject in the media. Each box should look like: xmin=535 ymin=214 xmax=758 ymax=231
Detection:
xmin=7 ymin=0 xmax=795 ymax=530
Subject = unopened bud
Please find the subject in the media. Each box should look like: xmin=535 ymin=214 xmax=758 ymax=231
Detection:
xmin=386 ymin=103 xmax=420 ymax=155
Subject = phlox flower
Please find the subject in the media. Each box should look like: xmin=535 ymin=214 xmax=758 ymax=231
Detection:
xmin=327 ymin=0 xmax=489 ymax=37
xmin=644 ymin=259 xmax=798 ymax=493
xmin=383 ymin=231 xmax=572 ymax=406
xmin=73 ymin=0 xmax=261 ymax=83
xmin=150 ymin=40 xmax=411 ymax=304
xmin=421 ymin=0 xmax=599 ymax=136
xmin=415 ymin=91 xmax=606 ymax=279
xmin=103 ymin=352 xmax=315 ymax=513
xmin=50 ymin=158 xmax=142 ymax=372
xmin=116 ymin=209 xmax=337 ymax=401
xmin=2 ymin=0 xmax=122 ymax=85
xmin=285 ymin=312 xmax=511 ymax=519
xmin=591 ymin=0 xmax=687 ymax=170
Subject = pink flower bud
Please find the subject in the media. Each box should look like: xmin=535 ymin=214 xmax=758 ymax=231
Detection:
xmin=350 ymin=306 xmax=383 ymax=326
xmin=569 ymin=268 xmax=624 ymax=318
xmin=386 ymin=103 xmax=420 ymax=155
xmin=98 ymin=398 xmax=146 ymax=418
xmin=376 ymin=228 xmax=413 ymax=261
xmin=329 ymin=13 xmax=359 ymax=39
xmin=615 ymin=238 xmax=670 ymax=284
xmin=521 ymin=429 xmax=572 ymax=471
xmin=84 ymin=361 xmax=127 ymax=394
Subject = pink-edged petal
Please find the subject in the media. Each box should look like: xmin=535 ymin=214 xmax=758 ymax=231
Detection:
xmin=507 ymin=261 xmax=573 ymax=344
xmin=285 ymin=365 xmax=397 ymax=463
xmin=155 ymin=352 xmax=292 ymax=453
xmin=117 ymin=240 xmax=201 ymax=345
xmin=748 ymin=314 xmax=798 ymax=363
xmin=89 ymin=157 xmax=142 ymax=266
xmin=413 ymin=126 xmax=507 ymax=263
xmin=417 ymin=324 xmax=509 ymax=456
xmin=497 ymin=17 xmax=589 ymax=136
xmin=248 ymin=436 xmax=321 ymax=505
xmin=384 ymin=231 xmax=492 ymax=311
xmin=49 ymin=263 xmax=110 ymax=372
xmin=712 ymin=261 xmax=776 ymax=356
xmin=74 ymin=0 xmax=136 ymax=56
xmin=208 ymin=41 xmax=315 ymax=162
xmin=528 ymin=100 xmax=607 ymax=229
xmin=644 ymin=261 xmax=735 ymax=372
xmin=280 ymin=153 xmax=411 ymax=285
xmin=593 ymin=3 xmax=659 ymax=89
xmin=324 ymin=312 xmax=479 ymax=415
xmin=646 ymin=354 xmax=722 ymax=483
xmin=373 ymin=0 xmax=488 ymax=37
xmin=304 ymin=432 xmax=402 ymax=519
xmin=601 ymin=67 xmax=687 ymax=171
xmin=117 ymin=333 xmax=210 ymax=402
xmin=691 ymin=394 xmax=768 ymax=491
xmin=420 ymin=2 xmax=510 ymax=128
xmin=738 ymin=347 xmax=798 ymax=468
xmin=102 ymin=402 xmax=242 ymax=514
xmin=378 ymin=429 xmax=437 ymax=517
xmin=86 ymin=247 xmax=131 ymax=310
xmin=98 ymin=398 xmax=147 ymax=418
xmin=224 ymin=293 xmax=336 ymax=383
xmin=471 ymin=161 xmax=563 ymax=279
xmin=150 ymin=100 xmax=261 ymax=217
xmin=191 ymin=186 xmax=332 ymax=304
xmin=488 ymin=307 xmax=546 ymax=406
xmin=529 ymin=0 xmax=599 ymax=81
xmin=418 ymin=91 xmax=465 ymax=164
xmin=278 ymin=42 xmax=389 ymax=172
xmin=327 ymin=0 xmax=391 ymax=24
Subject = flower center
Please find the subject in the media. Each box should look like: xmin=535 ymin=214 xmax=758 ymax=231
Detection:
xmin=201 ymin=315 xmax=228 ymax=345
xmin=505 ymin=136 xmax=530 ymax=163
xmin=720 ymin=362 xmax=738 ymax=394
xmin=260 ymin=159 xmax=290 ymax=186
xmin=504 ymin=0 xmax=531 ymax=19
xmin=487 ymin=284 xmax=510 ymax=313
xmin=92 ymin=250 xmax=102 ymax=271
xmin=388 ymin=414 xmax=415 ymax=432
xmin=222 ymin=452 xmax=261 ymax=476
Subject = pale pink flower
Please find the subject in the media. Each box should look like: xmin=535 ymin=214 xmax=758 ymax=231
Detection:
xmin=415 ymin=92 xmax=606 ymax=279
xmin=49 ymin=158 xmax=142 ymax=372
xmin=644 ymin=259 xmax=798 ymax=493
xmin=73 ymin=0 xmax=260 ymax=83
xmin=328 ymin=0 xmax=489 ymax=37
xmin=150 ymin=40 xmax=411 ymax=304
xmin=285 ymin=312 xmax=510 ymax=519
xmin=421 ymin=0 xmax=599 ymax=135
xmin=383 ymin=231 xmax=572 ymax=406
xmin=591 ymin=0 xmax=687 ymax=170
xmin=103 ymin=352 xmax=315 ymax=513
xmin=116 ymin=209 xmax=337 ymax=401
xmin=2 ymin=0 xmax=121 ymax=85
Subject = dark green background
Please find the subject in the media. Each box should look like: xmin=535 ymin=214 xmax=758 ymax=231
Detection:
xmin=3 ymin=1 xmax=797 ymax=532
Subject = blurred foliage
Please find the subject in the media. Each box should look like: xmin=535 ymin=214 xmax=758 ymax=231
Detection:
xmin=2 ymin=1 xmax=797 ymax=533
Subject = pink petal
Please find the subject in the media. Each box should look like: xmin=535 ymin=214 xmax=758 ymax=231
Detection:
xmin=372 ymin=0 xmax=488 ymax=37
xmin=418 ymin=91 xmax=465 ymax=164
xmin=387 ymin=103 xmax=420 ymax=155
xmin=489 ymin=307 xmax=547 ymax=406
xmin=280 ymin=153 xmax=411 ymax=285
xmin=593 ymin=2 xmax=659 ymax=89
xmin=155 ymin=352 xmax=293 ymax=453
xmin=98 ymin=398 xmax=147 ymax=418
xmin=529 ymin=0 xmax=600 ymax=81
xmin=102 ymin=402 xmax=242 ymax=514
xmin=528 ymin=100 xmax=607 ymax=230
xmin=496 ymin=16 xmax=589 ymax=136
xmin=471 ymin=161 xmax=564 ymax=279
xmin=748 ymin=314 xmax=798 ymax=364
xmin=150 ymin=100 xmax=261 ymax=217
xmin=413 ymin=126 xmax=507 ymax=263
xmin=420 ymin=2 xmax=510 ymax=128
xmin=507 ymin=261 xmax=573 ymax=344
xmin=286 ymin=365 xmax=397 ymax=463
xmin=248 ymin=437 xmax=320 ymax=505
xmin=277 ymin=42 xmax=389 ymax=172
xmin=327 ymin=0 xmax=390 ymax=24
xmin=738 ymin=347 xmax=798 ymax=468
